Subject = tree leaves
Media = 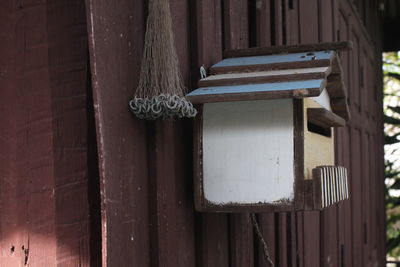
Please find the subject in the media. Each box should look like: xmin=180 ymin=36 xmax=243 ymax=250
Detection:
xmin=384 ymin=52 xmax=400 ymax=258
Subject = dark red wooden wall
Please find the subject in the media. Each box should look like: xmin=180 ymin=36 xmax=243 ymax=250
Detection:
xmin=0 ymin=0 xmax=385 ymax=266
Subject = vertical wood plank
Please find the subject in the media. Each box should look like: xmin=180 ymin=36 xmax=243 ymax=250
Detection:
xmin=229 ymin=214 xmax=254 ymax=267
xmin=0 ymin=3 xmax=32 ymax=266
xmin=362 ymin=132 xmax=372 ymax=266
xmin=296 ymin=212 xmax=304 ymax=267
xmin=222 ymin=3 xmax=255 ymax=266
xmin=285 ymin=0 xmax=299 ymax=45
xmin=47 ymin=0 xmax=92 ymax=265
xmin=350 ymin=29 xmax=361 ymax=111
xmin=256 ymin=0 xmax=272 ymax=47
xmin=350 ymin=128 xmax=364 ymax=267
xmin=319 ymin=0 xmax=334 ymax=42
xmin=298 ymin=0 xmax=319 ymax=43
xmin=85 ymin=0 xmax=151 ymax=266
xmin=148 ymin=120 xmax=196 ymax=267
xmin=278 ymin=213 xmax=288 ymax=267
xmin=303 ymin=211 xmax=320 ymax=267
xmin=147 ymin=1 xmax=197 ymax=266
xmin=272 ymin=0 xmax=284 ymax=45
xmin=298 ymin=1 xmax=321 ymax=266
xmin=191 ymin=1 xmax=230 ymax=267
xmin=1 ymin=1 xmax=93 ymax=266
xmin=319 ymin=3 xmax=339 ymax=266
xmin=195 ymin=214 xmax=230 ymax=267
xmin=258 ymin=214 xmax=277 ymax=266
xmin=223 ymin=0 xmax=249 ymax=49
xmin=337 ymin=127 xmax=353 ymax=267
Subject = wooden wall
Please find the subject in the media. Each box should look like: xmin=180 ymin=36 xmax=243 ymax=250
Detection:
xmin=0 ymin=0 xmax=92 ymax=266
xmin=0 ymin=0 xmax=385 ymax=266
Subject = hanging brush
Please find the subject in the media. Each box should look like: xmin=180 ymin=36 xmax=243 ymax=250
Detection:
xmin=129 ymin=0 xmax=197 ymax=120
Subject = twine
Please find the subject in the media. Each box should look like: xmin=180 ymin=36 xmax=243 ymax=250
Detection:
xmin=129 ymin=94 xmax=197 ymax=120
xmin=130 ymin=0 xmax=197 ymax=120
xmin=250 ymin=213 xmax=275 ymax=267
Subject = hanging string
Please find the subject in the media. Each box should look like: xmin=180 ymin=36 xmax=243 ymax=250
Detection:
xmin=129 ymin=0 xmax=196 ymax=120
xmin=250 ymin=213 xmax=275 ymax=267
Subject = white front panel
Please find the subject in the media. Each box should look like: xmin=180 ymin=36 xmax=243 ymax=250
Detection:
xmin=202 ymin=99 xmax=295 ymax=205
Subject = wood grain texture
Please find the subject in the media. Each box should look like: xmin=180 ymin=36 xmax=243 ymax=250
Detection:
xmin=198 ymin=67 xmax=329 ymax=88
xmin=0 ymin=1 xmax=92 ymax=266
xmin=331 ymin=98 xmax=351 ymax=121
xmin=188 ymin=79 xmax=325 ymax=103
xmin=191 ymin=1 xmax=232 ymax=266
xmin=224 ymin=41 xmax=353 ymax=58
xmin=307 ymin=108 xmax=346 ymax=127
xmin=47 ymin=1 xmax=92 ymax=266
xmin=211 ymin=51 xmax=333 ymax=74
xmin=85 ymin=0 xmax=151 ymax=265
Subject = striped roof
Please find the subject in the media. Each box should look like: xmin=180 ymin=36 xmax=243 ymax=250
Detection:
xmin=187 ymin=47 xmax=350 ymax=120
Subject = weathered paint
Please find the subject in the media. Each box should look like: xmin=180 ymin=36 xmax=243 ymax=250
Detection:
xmin=188 ymin=79 xmax=325 ymax=96
xmin=202 ymin=99 xmax=294 ymax=205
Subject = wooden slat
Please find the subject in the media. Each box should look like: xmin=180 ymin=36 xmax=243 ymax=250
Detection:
xmin=224 ymin=41 xmax=353 ymax=58
xmin=255 ymin=0 xmax=272 ymax=47
xmin=350 ymin=128 xmax=364 ymax=266
xmin=85 ymin=0 xmax=151 ymax=265
xmin=299 ymin=0 xmax=320 ymax=44
xmin=303 ymin=211 xmax=321 ymax=267
xmin=191 ymin=0 xmax=232 ymax=265
xmin=326 ymin=73 xmax=348 ymax=98
xmin=312 ymin=166 xmax=349 ymax=210
xmin=198 ymin=67 xmax=329 ymax=87
xmin=188 ymin=79 xmax=325 ymax=103
xmin=277 ymin=213 xmax=289 ymax=267
xmin=304 ymin=179 xmax=315 ymax=210
xmin=331 ymin=98 xmax=351 ymax=121
xmin=48 ymin=1 xmax=93 ymax=265
xmin=223 ymin=0 xmax=248 ymax=50
xmin=259 ymin=214 xmax=277 ymax=266
xmin=196 ymin=214 xmax=230 ymax=267
xmin=307 ymin=108 xmax=346 ymax=127
xmin=294 ymin=98 xmax=306 ymax=210
xmin=229 ymin=214 xmax=254 ymax=267
xmin=1 ymin=1 xmax=93 ymax=266
xmin=211 ymin=51 xmax=333 ymax=74
xmin=312 ymin=168 xmax=323 ymax=209
xmin=0 ymin=3 xmax=52 ymax=266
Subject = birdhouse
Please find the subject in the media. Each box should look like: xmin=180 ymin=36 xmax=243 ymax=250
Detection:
xmin=186 ymin=43 xmax=351 ymax=212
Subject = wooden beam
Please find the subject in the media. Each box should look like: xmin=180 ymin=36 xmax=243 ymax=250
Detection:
xmin=307 ymin=108 xmax=346 ymax=127
xmin=223 ymin=41 xmax=353 ymax=58
xmin=198 ymin=67 xmax=329 ymax=88
xmin=210 ymin=58 xmax=331 ymax=75
xmin=326 ymin=73 xmax=347 ymax=98
xmin=330 ymin=98 xmax=351 ymax=121
xmin=187 ymin=80 xmax=325 ymax=104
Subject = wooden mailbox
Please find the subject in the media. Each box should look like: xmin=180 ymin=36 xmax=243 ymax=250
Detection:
xmin=187 ymin=43 xmax=351 ymax=212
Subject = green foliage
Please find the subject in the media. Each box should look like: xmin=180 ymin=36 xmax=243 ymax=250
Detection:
xmin=384 ymin=52 xmax=400 ymax=258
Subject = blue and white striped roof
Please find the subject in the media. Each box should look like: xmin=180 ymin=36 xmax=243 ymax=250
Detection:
xmin=186 ymin=49 xmax=349 ymax=120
